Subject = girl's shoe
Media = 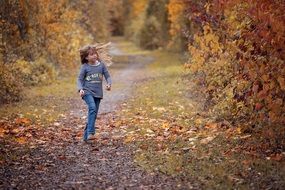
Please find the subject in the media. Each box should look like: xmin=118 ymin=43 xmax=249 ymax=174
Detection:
xmin=87 ymin=134 xmax=97 ymax=141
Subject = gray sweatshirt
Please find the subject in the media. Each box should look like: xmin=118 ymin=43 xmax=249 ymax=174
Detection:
xmin=77 ymin=61 xmax=112 ymax=98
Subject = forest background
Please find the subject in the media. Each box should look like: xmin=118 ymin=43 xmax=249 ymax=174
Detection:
xmin=1 ymin=0 xmax=284 ymax=151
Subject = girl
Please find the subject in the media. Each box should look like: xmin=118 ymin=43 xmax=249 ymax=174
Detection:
xmin=77 ymin=43 xmax=112 ymax=142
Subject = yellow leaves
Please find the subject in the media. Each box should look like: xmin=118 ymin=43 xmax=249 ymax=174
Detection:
xmin=187 ymin=25 xmax=223 ymax=73
xmin=131 ymin=0 xmax=149 ymax=18
xmin=161 ymin=122 xmax=170 ymax=130
xmin=167 ymin=0 xmax=186 ymax=47
xmin=14 ymin=59 xmax=31 ymax=75
xmin=203 ymin=25 xmax=222 ymax=53
xmin=224 ymin=2 xmax=251 ymax=32
xmin=236 ymin=79 xmax=249 ymax=91
xmin=203 ymin=25 xmax=212 ymax=35
xmin=15 ymin=136 xmax=27 ymax=144
xmin=124 ymin=135 xmax=135 ymax=144
xmin=236 ymin=127 xmax=242 ymax=134
xmin=204 ymin=2 xmax=211 ymax=14
xmin=194 ymin=118 xmax=203 ymax=125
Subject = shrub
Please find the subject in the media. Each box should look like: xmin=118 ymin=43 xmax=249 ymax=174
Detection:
xmin=29 ymin=58 xmax=58 ymax=86
xmin=0 ymin=63 xmax=24 ymax=104
xmin=140 ymin=16 xmax=162 ymax=49
xmin=185 ymin=0 xmax=285 ymax=128
xmin=14 ymin=58 xmax=57 ymax=86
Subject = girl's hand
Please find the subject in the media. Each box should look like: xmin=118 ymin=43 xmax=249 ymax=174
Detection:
xmin=106 ymin=84 xmax=111 ymax=91
xmin=79 ymin=89 xmax=85 ymax=97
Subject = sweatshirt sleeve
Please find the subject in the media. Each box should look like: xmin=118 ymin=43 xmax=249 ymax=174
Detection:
xmin=102 ymin=63 xmax=112 ymax=85
xmin=77 ymin=65 xmax=85 ymax=91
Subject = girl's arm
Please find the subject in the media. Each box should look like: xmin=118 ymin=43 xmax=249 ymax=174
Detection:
xmin=77 ymin=65 xmax=86 ymax=92
xmin=102 ymin=63 xmax=112 ymax=86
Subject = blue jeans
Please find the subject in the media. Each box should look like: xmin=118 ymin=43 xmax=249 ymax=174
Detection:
xmin=82 ymin=94 xmax=101 ymax=140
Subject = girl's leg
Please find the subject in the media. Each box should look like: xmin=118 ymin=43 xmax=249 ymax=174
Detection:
xmin=94 ymin=97 xmax=101 ymax=116
xmin=93 ymin=97 xmax=101 ymax=127
xmin=83 ymin=94 xmax=97 ymax=140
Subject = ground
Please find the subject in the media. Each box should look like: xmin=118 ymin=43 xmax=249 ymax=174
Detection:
xmin=0 ymin=38 xmax=284 ymax=189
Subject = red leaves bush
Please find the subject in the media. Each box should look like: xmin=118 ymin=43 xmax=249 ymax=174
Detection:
xmin=185 ymin=0 xmax=285 ymax=128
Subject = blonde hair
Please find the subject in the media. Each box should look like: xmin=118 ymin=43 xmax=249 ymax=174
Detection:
xmin=79 ymin=42 xmax=112 ymax=66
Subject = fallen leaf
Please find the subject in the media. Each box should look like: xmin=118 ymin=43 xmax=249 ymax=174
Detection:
xmin=161 ymin=123 xmax=170 ymax=130
xmin=10 ymin=128 xmax=21 ymax=134
xmin=194 ymin=118 xmax=203 ymax=125
xmin=236 ymin=127 xmax=242 ymax=134
xmin=146 ymin=128 xmax=154 ymax=133
xmin=205 ymin=122 xmax=218 ymax=129
xmin=15 ymin=118 xmax=31 ymax=125
xmin=188 ymin=137 xmax=198 ymax=142
xmin=239 ymin=134 xmax=251 ymax=139
xmin=200 ymin=136 xmax=215 ymax=144
xmin=15 ymin=136 xmax=27 ymax=144
xmin=124 ymin=136 xmax=134 ymax=143
xmin=152 ymin=107 xmax=166 ymax=112
xmin=0 ymin=128 xmax=8 ymax=137
xmin=53 ymin=122 xmax=61 ymax=127
xmin=270 ymin=153 xmax=283 ymax=161
xmin=58 ymin=155 xmax=67 ymax=160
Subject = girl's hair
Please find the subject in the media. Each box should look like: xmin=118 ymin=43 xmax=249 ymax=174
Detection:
xmin=79 ymin=42 xmax=113 ymax=66
xmin=79 ymin=45 xmax=91 ymax=64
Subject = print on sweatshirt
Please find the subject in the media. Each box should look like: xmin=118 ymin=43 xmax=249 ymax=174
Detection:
xmin=85 ymin=73 xmax=103 ymax=83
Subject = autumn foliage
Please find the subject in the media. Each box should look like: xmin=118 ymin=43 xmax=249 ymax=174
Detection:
xmin=167 ymin=0 xmax=188 ymax=50
xmin=0 ymin=0 xmax=111 ymax=103
xmin=184 ymin=0 xmax=285 ymax=128
xmin=1 ymin=0 xmax=284 ymax=130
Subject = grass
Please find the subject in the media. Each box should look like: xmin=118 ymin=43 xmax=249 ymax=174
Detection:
xmin=0 ymin=74 xmax=78 ymax=124
xmin=117 ymin=43 xmax=285 ymax=189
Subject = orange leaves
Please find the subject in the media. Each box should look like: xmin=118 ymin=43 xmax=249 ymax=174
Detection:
xmin=15 ymin=136 xmax=28 ymax=144
xmin=166 ymin=0 xmax=187 ymax=49
xmin=267 ymin=153 xmax=284 ymax=162
xmin=0 ymin=128 xmax=8 ymax=138
xmin=121 ymin=111 xmax=190 ymax=145
xmin=15 ymin=118 xmax=31 ymax=125
xmin=167 ymin=0 xmax=185 ymax=36
xmin=161 ymin=122 xmax=170 ymax=130
xmin=0 ymin=117 xmax=34 ymax=145
xmin=277 ymin=77 xmax=285 ymax=90
xmin=131 ymin=0 xmax=148 ymax=18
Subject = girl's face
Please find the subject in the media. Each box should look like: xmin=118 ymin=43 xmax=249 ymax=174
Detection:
xmin=86 ymin=49 xmax=98 ymax=63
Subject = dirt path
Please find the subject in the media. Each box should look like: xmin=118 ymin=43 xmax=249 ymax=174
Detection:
xmin=99 ymin=43 xmax=153 ymax=114
xmin=0 ymin=41 xmax=198 ymax=189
